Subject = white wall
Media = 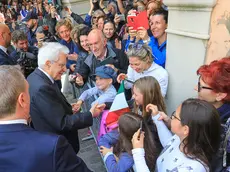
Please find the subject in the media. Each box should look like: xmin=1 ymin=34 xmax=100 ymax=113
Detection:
xmin=163 ymin=0 xmax=217 ymax=113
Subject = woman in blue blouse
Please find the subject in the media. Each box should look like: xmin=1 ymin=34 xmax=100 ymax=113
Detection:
xmin=56 ymin=19 xmax=79 ymax=73
xmin=126 ymin=9 xmax=168 ymax=68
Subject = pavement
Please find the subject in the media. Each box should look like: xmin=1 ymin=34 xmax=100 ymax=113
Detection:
xmin=65 ymin=93 xmax=106 ymax=172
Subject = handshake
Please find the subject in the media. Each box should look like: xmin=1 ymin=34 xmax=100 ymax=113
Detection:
xmin=72 ymin=101 xmax=106 ymax=118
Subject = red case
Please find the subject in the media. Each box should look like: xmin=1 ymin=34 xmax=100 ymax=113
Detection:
xmin=127 ymin=11 xmax=149 ymax=30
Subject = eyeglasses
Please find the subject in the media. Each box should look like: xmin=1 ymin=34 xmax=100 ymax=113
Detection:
xmin=170 ymin=111 xmax=181 ymax=121
xmin=93 ymin=16 xmax=103 ymax=19
xmin=52 ymin=61 xmax=66 ymax=68
xmin=198 ymin=76 xmax=213 ymax=92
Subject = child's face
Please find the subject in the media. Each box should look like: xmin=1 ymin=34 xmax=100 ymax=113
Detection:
xmin=132 ymin=86 xmax=144 ymax=106
xmin=95 ymin=76 xmax=112 ymax=91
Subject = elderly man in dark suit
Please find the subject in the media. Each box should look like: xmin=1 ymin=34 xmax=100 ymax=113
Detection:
xmin=27 ymin=42 xmax=105 ymax=154
xmin=0 ymin=24 xmax=16 ymax=65
xmin=0 ymin=65 xmax=92 ymax=172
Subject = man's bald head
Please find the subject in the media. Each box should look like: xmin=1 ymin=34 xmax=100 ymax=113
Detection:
xmin=87 ymin=29 xmax=107 ymax=59
xmin=0 ymin=13 xmax=5 ymax=24
xmin=88 ymin=29 xmax=106 ymax=42
xmin=0 ymin=23 xmax=8 ymax=32
xmin=0 ymin=24 xmax=11 ymax=48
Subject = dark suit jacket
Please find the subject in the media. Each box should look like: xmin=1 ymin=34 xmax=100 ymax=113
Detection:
xmin=27 ymin=68 xmax=93 ymax=153
xmin=0 ymin=123 xmax=92 ymax=172
xmin=0 ymin=48 xmax=16 ymax=65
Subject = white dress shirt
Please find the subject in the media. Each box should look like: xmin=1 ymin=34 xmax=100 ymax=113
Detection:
xmin=0 ymin=45 xmax=8 ymax=55
xmin=38 ymin=67 xmax=54 ymax=84
xmin=0 ymin=119 xmax=27 ymax=125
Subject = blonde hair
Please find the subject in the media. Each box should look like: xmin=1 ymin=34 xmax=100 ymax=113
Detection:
xmin=55 ymin=18 xmax=73 ymax=34
xmin=146 ymin=0 xmax=162 ymax=16
xmin=126 ymin=44 xmax=153 ymax=64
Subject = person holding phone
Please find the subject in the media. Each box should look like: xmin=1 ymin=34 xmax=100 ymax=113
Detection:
xmin=137 ymin=9 xmax=168 ymax=68
xmin=76 ymin=29 xmax=129 ymax=91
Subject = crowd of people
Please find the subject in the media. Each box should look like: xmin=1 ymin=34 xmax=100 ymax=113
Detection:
xmin=0 ymin=0 xmax=230 ymax=172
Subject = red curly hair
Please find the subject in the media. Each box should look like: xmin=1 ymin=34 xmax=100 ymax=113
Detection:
xmin=197 ymin=57 xmax=230 ymax=102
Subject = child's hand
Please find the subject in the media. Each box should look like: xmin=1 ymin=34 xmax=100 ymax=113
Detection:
xmin=100 ymin=146 xmax=113 ymax=156
xmin=71 ymin=100 xmax=83 ymax=113
xmin=146 ymin=104 xmax=159 ymax=116
xmin=132 ymin=129 xmax=144 ymax=149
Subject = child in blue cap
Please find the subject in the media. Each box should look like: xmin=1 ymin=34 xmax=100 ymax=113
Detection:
xmin=73 ymin=65 xmax=117 ymax=112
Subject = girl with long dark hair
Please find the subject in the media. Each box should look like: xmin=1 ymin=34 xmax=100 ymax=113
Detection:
xmin=99 ymin=112 xmax=160 ymax=172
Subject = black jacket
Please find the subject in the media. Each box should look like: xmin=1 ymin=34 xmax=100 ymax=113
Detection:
xmin=27 ymin=68 xmax=93 ymax=153
xmin=0 ymin=48 xmax=16 ymax=65
xmin=71 ymin=12 xmax=85 ymax=24
xmin=78 ymin=46 xmax=129 ymax=89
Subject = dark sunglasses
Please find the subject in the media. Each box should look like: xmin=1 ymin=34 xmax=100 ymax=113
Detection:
xmin=93 ymin=15 xmax=103 ymax=19
xmin=198 ymin=76 xmax=213 ymax=92
xmin=170 ymin=111 xmax=181 ymax=121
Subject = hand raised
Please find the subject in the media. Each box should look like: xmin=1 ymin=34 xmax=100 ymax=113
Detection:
xmin=100 ymin=146 xmax=113 ymax=156
xmin=75 ymin=73 xmax=84 ymax=86
xmin=117 ymin=73 xmax=127 ymax=83
xmin=132 ymin=129 xmax=145 ymax=149
xmin=146 ymin=104 xmax=159 ymax=116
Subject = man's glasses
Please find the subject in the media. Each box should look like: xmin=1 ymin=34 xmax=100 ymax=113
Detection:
xmin=197 ymin=77 xmax=213 ymax=92
xmin=170 ymin=111 xmax=181 ymax=121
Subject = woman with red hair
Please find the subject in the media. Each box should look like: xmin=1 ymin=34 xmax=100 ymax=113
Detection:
xmin=196 ymin=57 xmax=230 ymax=172
xmin=196 ymin=57 xmax=230 ymax=123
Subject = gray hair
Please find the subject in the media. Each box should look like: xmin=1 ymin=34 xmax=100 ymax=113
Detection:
xmin=0 ymin=65 xmax=25 ymax=118
xmin=126 ymin=44 xmax=153 ymax=63
xmin=38 ymin=42 xmax=69 ymax=68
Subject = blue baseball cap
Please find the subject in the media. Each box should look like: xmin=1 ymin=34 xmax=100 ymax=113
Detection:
xmin=93 ymin=65 xmax=117 ymax=83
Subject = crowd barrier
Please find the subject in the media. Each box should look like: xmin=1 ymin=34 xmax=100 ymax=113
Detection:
xmin=72 ymin=78 xmax=108 ymax=171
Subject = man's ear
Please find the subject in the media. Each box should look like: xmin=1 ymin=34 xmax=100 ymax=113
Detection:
xmin=103 ymin=38 xmax=107 ymax=47
xmin=45 ymin=60 xmax=52 ymax=69
xmin=17 ymin=93 xmax=25 ymax=108
xmin=216 ymin=92 xmax=227 ymax=102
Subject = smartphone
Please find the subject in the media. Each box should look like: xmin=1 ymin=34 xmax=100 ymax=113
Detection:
xmin=117 ymin=14 xmax=125 ymax=21
xmin=137 ymin=121 xmax=143 ymax=140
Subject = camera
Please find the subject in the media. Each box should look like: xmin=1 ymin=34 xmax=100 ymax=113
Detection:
xmin=16 ymin=49 xmax=38 ymax=77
